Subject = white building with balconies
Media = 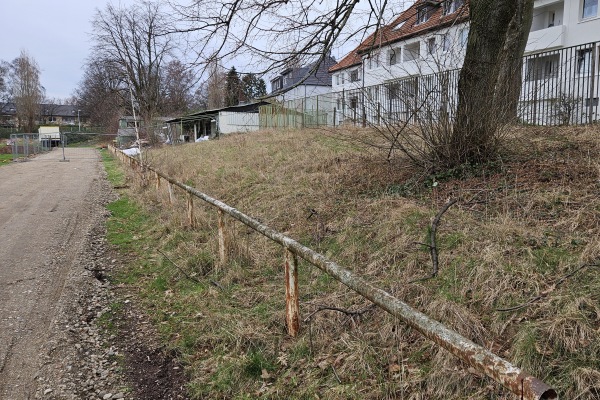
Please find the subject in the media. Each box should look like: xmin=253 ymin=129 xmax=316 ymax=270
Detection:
xmin=329 ymin=0 xmax=600 ymax=125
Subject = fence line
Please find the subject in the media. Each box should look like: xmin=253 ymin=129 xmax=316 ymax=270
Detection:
xmin=261 ymin=41 xmax=599 ymax=129
xmin=108 ymin=144 xmax=557 ymax=400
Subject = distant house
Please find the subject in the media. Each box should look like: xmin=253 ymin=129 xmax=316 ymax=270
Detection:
xmin=166 ymin=101 xmax=272 ymax=142
xmin=0 ymin=102 xmax=90 ymax=128
xmin=40 ymin=104 xmax=89 ymax=126
xmin=0 ymin=103 xmax=17 ymax=127
xmin=270 ymin=55 xmax=338 ymax=101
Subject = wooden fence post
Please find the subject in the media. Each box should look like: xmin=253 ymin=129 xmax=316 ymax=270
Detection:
xmin=155 ymin=172 xmax=160 ymax=191
xmin=284 ymin=248 xmax=300 ymax=337
xmin=168 ymin=183 xmax=175 ymax=205
xmin=187 ymin=192 xmax=195 ymax=228
xmin=218 ymin=209 xmax=227 ymax=266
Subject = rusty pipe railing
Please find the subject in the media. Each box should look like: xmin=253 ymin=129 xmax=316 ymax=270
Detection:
xmin=108 ymin=145 xmax=557 ymax=400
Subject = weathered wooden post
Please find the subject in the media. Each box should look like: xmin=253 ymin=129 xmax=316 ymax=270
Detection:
xmin=187 ymin=192 xmax=195 ymax=228
xmin=155 ymin=172 xmax=160 ymax=191
xmin=168 ymin=183 xmax=175 ymax=205
xmin=284 ymin=248 xmax=300 ymax=337
xmin=218 ymin=209 xmax=227 ymax=266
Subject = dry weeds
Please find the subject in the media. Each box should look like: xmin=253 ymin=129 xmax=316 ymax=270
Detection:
xmin=118 ymin=125 xmax=599 ymax=399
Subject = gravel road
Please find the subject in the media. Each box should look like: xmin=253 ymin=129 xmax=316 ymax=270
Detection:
xmin=0 ymin=148 xmax=188 ymax=400
xmin=0 ymin=148 xmax=126 ymax=399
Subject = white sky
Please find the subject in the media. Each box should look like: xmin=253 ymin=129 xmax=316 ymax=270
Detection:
xmin=0 ymin=0 xmax=133 ymax=100
xmin=0 ymin=0 xmax=410 ymax=100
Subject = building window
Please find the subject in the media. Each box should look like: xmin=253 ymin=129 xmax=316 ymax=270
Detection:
xmin=582 ymin=0 xmax=598 ymax=18
xmin=585 ymin=97 xmax=599 ymax=106
xmin=459 ymin=27 xmax=469 ymax=47
xmin=442 ymin=33 xmax=452 ymax=52
xmin=404 ymin=42 xmax=421 ymax=61
xmin=427 ymin=38 xmax=436 ymax=55
xmin=416 ymin=6 xmax=434 ymax=24
xmin=350 ymin=69 xmax=360 ymax=82
xmin=368 ymin=52 xmax=380 ymax=69
xmin=443 ymin=0 xmax=464 ymax=15
xmin=335 ymin=74 xmax=340 ymax=85
xmin=389 ymin=49 xmax=397 ymax=65
xmin=577 ymin=48 xmax=593 ymax=75
xmin=367 ymin=87 xmax=379 ymax=102
xmin=350 ymin=96 xmax=358 ymax=110
xmin=526 ymin=54 xmax=560 ymax=81
xmin=388 ymin=82 xmax=400 ymax=100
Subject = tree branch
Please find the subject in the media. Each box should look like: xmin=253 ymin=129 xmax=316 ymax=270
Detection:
xmin=496 ymin=262 xmax=598 ymax=312
xmin=411 ymin=198 xmax=458 ymax=283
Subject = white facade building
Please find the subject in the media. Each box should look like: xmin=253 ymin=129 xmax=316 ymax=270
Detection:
xmin=329 ymin=0 xmax=600 ymax=125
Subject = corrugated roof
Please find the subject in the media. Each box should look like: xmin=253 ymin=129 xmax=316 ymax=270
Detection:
xmin=330 ymin=0 xmax=469 ymax=72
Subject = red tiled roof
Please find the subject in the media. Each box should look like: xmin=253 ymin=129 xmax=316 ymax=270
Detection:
xmin=329 ymin=0 xmax=469 ymax=72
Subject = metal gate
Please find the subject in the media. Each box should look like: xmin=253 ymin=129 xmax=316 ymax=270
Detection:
xmin=10 ymin=132 xmax=117 ymax=162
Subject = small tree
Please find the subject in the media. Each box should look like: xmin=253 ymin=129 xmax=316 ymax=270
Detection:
xmin=225 ymin=67 xmax=242 ymax=106
xmin=161 ymin=59 xmax=195 ymax=115
xmin=206 ymin=59 xmax=226 ymax=109
xmin=9 ymin=51 xmax=45 ymax=133
xmin=241 ymin=73 xmax=267 ymax=101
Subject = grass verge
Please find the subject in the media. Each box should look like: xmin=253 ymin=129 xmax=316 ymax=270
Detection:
xmin=105 ymin=126 xmax=599 ymax=399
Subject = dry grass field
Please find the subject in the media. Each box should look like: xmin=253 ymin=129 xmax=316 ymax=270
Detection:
xmin=110 ymin=125 xmax=599 ymax=399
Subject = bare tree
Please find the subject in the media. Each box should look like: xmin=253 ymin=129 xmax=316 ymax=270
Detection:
xmin=169 ymin=0 xmax=535 ymax=169
xmin=91 ymin=0 xmax=174 ymax=139
xmin=206 ymin=59 xmax=226 ymax=109
xmin=168 ymin=0 xmax=385 ymax=80
xmin=74 ymin=58 xmax=124 ymax=133
xmin=9 ymin=51 xmax=45 ymax=133
xmin=0 ymin=60 xmax=9 ymax=103
xmin=451 ymin=0 xmax=534 ymax=166
xmin=161 ymin=59 xmax=196 ymax=115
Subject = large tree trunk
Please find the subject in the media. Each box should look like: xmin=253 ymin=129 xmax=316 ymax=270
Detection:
xmin=450 ymin=0 xmax=534 ymax=166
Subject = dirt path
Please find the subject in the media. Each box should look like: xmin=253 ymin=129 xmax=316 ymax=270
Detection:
xmin=0 ymin=148 xmax=109 ymax=399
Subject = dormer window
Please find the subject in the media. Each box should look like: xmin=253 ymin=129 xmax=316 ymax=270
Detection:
xmin=443 ymin=0 xmax=464 ymax=15
xmin=416 ymin=5 xmax=434 ymax=24
xmin=393 ymin=20 xmax=407 ymax=31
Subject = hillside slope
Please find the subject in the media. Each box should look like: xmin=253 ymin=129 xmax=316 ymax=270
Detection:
xmin=113 ymin=126 xmax=599 ymax=399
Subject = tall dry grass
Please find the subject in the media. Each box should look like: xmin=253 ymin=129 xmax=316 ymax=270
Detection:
xmin=119 ymin=125 xmax=599 ymax=399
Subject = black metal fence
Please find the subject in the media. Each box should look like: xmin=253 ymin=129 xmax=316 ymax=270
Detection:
xmin=262 ymin=41 xmax=599 ymax=128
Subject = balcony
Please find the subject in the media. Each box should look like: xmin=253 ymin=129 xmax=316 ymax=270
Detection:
xmin=526 ymin=24 xmax=566 ymax=53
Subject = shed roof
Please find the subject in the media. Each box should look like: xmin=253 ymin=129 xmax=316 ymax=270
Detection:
xmin=166 ymin=101 xmax=272 ymax=124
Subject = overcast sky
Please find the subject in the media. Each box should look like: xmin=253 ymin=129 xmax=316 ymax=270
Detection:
xmin=0 ymin=0 xmax=132 ymax=100
xmin=0 ymin=0 xmax=409 ymax=101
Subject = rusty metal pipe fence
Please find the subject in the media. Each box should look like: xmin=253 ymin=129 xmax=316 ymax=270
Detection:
xmin=108 ymin=145 xmax=557 ymax=400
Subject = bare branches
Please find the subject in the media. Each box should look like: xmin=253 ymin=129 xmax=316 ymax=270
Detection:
xmin=411 ymin=198 xmax=458 ymax=283
xmin=496 ymin=262 xmax=599 ymax=312
xmin=168 ymin=0 xmax=386 ymax=79
xmin=90 ymin=1 xmax=174 ymax=132
xmin=157 ymin=248 xmax=201 ymax=284
xmin=303 ymin=303 xmax=376 ymax=323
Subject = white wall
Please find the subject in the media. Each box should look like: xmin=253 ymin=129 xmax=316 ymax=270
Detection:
xmin=218 ymin=112 xmax=260 ymax=134
xmin=527 ymin=0 xmax=600 ymax=52
xmin=332 ymin=22 xmax=468 ymax=92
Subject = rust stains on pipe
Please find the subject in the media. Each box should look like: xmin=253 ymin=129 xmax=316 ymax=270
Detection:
xmin=116 ymin=153 xmax=557 ymax=400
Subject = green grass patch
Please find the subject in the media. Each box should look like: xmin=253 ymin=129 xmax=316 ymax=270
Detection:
xmin=100 ymin=149 xmax=126 ymax=186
